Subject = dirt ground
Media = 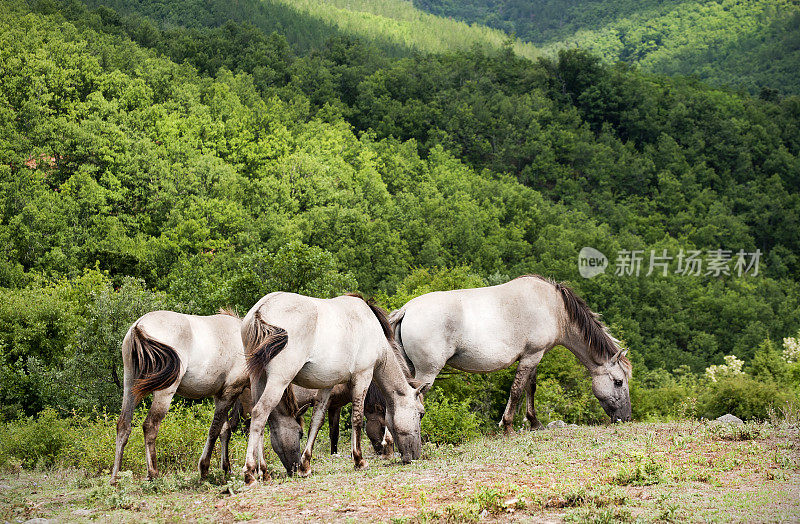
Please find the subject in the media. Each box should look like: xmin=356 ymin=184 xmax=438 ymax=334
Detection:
xmin=1 ymin=421 xmax=799 ymax=522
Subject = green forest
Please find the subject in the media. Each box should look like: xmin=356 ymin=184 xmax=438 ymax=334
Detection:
xmin=0 ymin=0 xmax=799 ymax=445
xmin=415 ymin=0 xmax=800 ymax=95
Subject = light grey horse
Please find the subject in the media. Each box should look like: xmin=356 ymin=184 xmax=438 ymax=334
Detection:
xmin=389 ymin=275 xmax=632 ymax=433
xmin=241 ymin=292 xmax=424 ymax=483
xmin=111 ymin=310 xmax=303 ymax=484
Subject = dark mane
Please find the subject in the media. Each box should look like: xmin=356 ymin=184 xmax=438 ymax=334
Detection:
xmin=345 ymin=293 xmax=412 ymax=379
xmin=364 ymin=382 xmax=385 ymax=415
xmin=281 ymin=384 xmax=299 ymax=419
xmin=517 ymin=275 xmax=632 ymax=375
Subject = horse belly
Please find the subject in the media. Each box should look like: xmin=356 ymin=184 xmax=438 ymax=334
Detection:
xmin=292 ymin=359 xmax=353 ymax=390
xmin=446 ymin=344 xmax=522 ymax=373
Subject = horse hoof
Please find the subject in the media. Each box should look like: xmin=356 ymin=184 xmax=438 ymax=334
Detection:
xmin=355 ymin=459 xmax=368 ymax=470
xmin=244 ymin=471 xmax=257 ymax=485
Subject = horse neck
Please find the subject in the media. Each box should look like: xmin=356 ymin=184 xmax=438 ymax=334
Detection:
xmin=373 ymin=344 xmax=410 ymax=400
xmin=557 ymin=324 xmax=601 ymax=374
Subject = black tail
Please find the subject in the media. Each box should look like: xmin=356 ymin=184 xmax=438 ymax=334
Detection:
xmin=130 ymin=325 xmax=181 ymax=403
xmin=243 ymin=309 xmax=289 ymax=377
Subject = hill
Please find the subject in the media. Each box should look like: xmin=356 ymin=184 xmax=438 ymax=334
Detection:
xmin=413 ymin=0 xmax=800 ymax=94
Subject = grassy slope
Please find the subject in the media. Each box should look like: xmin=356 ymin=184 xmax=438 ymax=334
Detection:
xmin=2 ymin=421 xmax=798 ymax=522
xmin=268 ymin=0 xmax=539 ymax=59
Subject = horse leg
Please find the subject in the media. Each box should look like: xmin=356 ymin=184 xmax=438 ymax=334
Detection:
xmin=499 ymin=353 xmax=542 ymax=435
xmin=525 ymin=367 xmax=544 ymax=430
xmin=219 ymin=418 xmax=233 ymax=474
xmin=199 ymin=397 xmax=235 ymax=478
xmin=111 ymin=378 xmax=137 ymax=485
xmin=350 ymin=373 xmax=371 ymax=470
xmin=248 ymin=372 xmax=270 ymax=480
xmin=243 ymin=377 xmax=290 ymax=484
xmin=143 ymin=387 xmax=177 ymax=479
xmin=328 ymin=405 xmax=341 ymax=455
xmin=298 ymin=388 xmax=333 ymax=477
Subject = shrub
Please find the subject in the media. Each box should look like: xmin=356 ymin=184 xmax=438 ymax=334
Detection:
xmin=0 ymin=408 xmax=71 ymax=468
xmin=0 ymin=401 xmax=251 ymax=476
xmin=421 ymin=387 xmax=480 ymax=445
xmin=699 ymin=376 xmax=796 ymax=421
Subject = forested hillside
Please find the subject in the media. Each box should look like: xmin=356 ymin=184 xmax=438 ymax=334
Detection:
xmin=414 ymin=0 xmax=800 ymax=94
xmin=0 ymin=0 xmax=798 ymax=424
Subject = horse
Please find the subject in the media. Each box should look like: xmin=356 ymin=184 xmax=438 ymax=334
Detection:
xmin=241 ymin=292 xmax=424 ymax=483
xmin=388 ymin=275 xmax=633 ymax=434
xmin=110 ymin=310 xmax=303 ymax=484
xmin=293 ymin=382 xmax=394 ymax=458
xmin=227 ymin=382 xmax=394 ymax=462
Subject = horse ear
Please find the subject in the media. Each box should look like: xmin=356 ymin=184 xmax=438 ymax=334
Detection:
xmin=609 ymin=347 xmax=624 ymax=365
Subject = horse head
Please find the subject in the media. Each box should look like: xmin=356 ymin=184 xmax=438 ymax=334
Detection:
xmin=590 ymin=348 xmax=632 ymax=422
xmin=385 ymin=381 xmax=425 ymax=463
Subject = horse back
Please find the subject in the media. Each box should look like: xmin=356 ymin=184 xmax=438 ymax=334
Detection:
xmin=248 ymin=293 xmax=390 ymax=389
xmin=399 ymin=280 xmax=562 ymax=371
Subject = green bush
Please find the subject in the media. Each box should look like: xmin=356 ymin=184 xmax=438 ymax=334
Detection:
xmin=0 ymin=408 xmax=71 ymax=468
xmin=0 ymin=402 xmax=251 ymax=476
xmin=699 ymin=376 xmax=797 ymax=421
xmin=421 ymin=387 xmax=480 ymax=445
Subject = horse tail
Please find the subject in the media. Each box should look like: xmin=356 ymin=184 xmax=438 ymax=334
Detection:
xmin=387 ymin=307 xmax=415 ymax=377
xmin=554 ymin=281 xmax=631 ymax=375
xmin=243 ymin=309 xmax=289 ymax=377
xmin=129 ymin=324 xmax=181 ymax=403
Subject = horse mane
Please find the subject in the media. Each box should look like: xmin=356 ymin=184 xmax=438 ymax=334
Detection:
xmin=218 ymin=306 xmax=240 ymax=318
xmin=129 ymin=324 xmax=182 ymax=403
xmin=281 ymin=384 xmax=299 ymax=419
xmin=517 ymin=275 xmax=632 ymax=376
xmin=364 ymin=382 xmax=386 ymax=415
xmin=345 ymin=293 xmax=413 ymax=379
xmin=243 ymin=309 xmax=289 ymax=377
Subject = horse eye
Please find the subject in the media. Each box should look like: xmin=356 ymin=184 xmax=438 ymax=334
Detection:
xmin=614 ymin=379 xmax=623 ymax=388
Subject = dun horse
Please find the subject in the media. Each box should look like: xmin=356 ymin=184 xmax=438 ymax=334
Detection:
xmin=389 ymin=276 xmax=632 ymax=433
xmin=242 ymin=292 xmax=423 ymax=483
xmin=111 ymin=310 xmax=303 ymax=484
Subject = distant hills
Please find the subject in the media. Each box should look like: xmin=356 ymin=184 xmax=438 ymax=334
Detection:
xmin=413 ymin=0 xmax=800 ymax=94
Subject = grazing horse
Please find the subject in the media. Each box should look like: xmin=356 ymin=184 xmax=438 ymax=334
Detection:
xmin=226 ymin=382 xmax=394 ymax=465
xmin=242 ymin=292 xmax=424 ymax=483
xmin=293 ymin=383 xmax=394 ymax=458
xmin=110 ymin=310 xmax=303 ymax=484
xmin=389 ymin=275 xmax=632 ymax=433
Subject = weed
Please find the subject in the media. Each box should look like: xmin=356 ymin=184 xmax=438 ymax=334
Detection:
xmin=469 ymin=486 xmax=504 ymax=514
xmin=657 ymin=493 xmax=681 ymax=522
xmin=612 ymin=455 xmax=666 ymax=486
xmin=565 ymin=506 xmax=633 ymax=523
xmin=440 ymin=502 xmax=479 ymax=522
xmin=232 ymin=510 xmax=254 ymax=521
xmin=708 ymin=422 xmax=767 ymax=441
xmin=86 ymin=470 xmax=135 ymax=509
